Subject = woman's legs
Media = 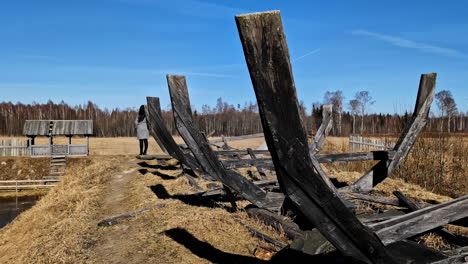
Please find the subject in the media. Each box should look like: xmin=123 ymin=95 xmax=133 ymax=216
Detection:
xmin=143 ymin=139 xmax=148 ymax=155
xmin=139 ymin=139 xmax=144 ymax=155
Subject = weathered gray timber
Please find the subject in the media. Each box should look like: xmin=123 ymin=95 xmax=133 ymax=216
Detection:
xmin=236 ymin=10 xmax=395 ymax=263
xmin=0 ymin=139 xmax=29 ymax=156
xmin=215 ymin=149 xmax=270 ymax=156
xmin=393 ymin=191 xmax=467 ymax=246
xmin=370 ymin=195 xmax=468 ymax=245
xmin=221 ymin=158 xmax=274 ymax=170
xmin=166 ymin=74 xmax=280 ymax=209
xmin=146 ymin=97 xmax=210 ymax=179
xmin=350 ymin=73 xmax=437 ymax=192
xmin=23 ymin=120 xmax=93 ymax=136
xmin=221 ymin=150 xmax=395 ymax=169
xmin=309 ymin=104 xmax=333 ymax=154
xmin=246 ymin=148 xmax=268 ymax=180
xmin=436 ymin=247 xmax=468 ymax=264
xmin=179 ymin=133 xmax=264 ymax=149
xmin=345 ymin=193 xmax=402 ymax=206
xmin=208 ymin=133 xmax=264 ymax=144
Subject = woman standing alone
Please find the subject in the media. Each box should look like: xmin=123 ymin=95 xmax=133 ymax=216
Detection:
xmin=135 ymin=105 xmax=149 ymax=155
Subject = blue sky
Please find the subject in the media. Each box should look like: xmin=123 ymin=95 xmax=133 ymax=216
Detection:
xmin=1 ymin=0 xmax=467 ymax=114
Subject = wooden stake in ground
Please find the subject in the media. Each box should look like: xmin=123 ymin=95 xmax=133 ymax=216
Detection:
xmin=350 ymin=73 xmax=436 ymax=192
xmin=236 ymin=10 xmax=396 ymax=263
xmin=146 ymin=96 xmax=212 ymax=180
xmin=166 ymin=74 xmax=282 ymax=210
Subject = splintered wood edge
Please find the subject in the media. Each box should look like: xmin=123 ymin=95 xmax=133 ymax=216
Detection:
xmin=235 ymin=10 xmax=280 ymax=19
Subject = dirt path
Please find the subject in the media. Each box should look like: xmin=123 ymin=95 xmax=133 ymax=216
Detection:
xmin=94 ymin=157 xmax=138 ymax=264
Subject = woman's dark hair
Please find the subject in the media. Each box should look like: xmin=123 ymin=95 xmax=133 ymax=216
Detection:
xmin=138 ymin=105 xmax=146 ymax=122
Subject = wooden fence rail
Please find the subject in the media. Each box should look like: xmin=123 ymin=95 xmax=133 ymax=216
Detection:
xmin=349 ymin=136 xmax=394 ymax=151
xmin=0 ymin=139 xmax=29 ymax=156
xmin=0 ymin=179 xmax=58 ymax=190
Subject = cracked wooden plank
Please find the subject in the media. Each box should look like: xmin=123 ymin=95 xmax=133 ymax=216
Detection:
xmin=146 ymin=96 xmax=209 ymax=179
xmin=166 ymin=74 xmax=279 ymax=209
xmin=370 ymin=195 xmax=468 ymax=245
xmin=236 ymin=10 xmax=396 ymax=264
xmin=309 ymin=104 xmax=333 ymax=154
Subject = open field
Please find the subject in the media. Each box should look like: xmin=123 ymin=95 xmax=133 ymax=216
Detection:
xmin=0 ymin=156 xmax=287 ymax=263
xmin=0 ymin=136 xmax=466 ymax=263
xmin=0 ymin=136 xmax=264 ymax=156
xmin=321 ymin=134 xmax=468 ymax=198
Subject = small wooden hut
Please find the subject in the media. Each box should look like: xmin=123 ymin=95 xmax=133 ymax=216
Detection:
xmin=23 ymin=120 xmax=93 ymax=156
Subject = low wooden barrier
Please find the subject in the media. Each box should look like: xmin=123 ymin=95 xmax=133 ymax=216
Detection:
xmin=349 ymin=136 xmax=394 ymax=151
xmin=0 ymin=179 xmax=58 ymax=191
xmin=0 ymin=139 xmax=29 ymax=156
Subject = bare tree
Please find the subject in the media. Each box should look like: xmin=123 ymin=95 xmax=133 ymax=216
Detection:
xmin=324 ymin=91 xmax=344 ymax=136
xmin=435 ymin=90 xmax=457 ymax=133
xmin=348 ymin=99 xmax=360 ymax=134
xmin=354 ymin=91 xmax=375 ymax=134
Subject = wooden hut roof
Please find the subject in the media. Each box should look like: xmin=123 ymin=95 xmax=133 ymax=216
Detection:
xmin=23 ymin=120 xmax=93 ymax=136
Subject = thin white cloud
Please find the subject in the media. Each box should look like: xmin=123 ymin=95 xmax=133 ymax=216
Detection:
xmin=352 ymin=30 xmax=466 ymax=58
xmin=292 ymin=49 xmax=320 ymax=62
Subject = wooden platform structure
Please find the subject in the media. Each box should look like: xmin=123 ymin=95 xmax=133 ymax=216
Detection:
xmin=23 ymin=120 xmax=92 ymax=157
xmin=140 ymin=10 xmax=467 ymax=263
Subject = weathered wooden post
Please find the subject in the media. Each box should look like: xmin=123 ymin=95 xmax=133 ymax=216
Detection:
xmin=349 ymin=73 xmax=436 ymax=193
xmin=236 ymin=10 xmax=396 ymax=263
xmin=146 ymin=96 xmax=210 ymax=179
xmin=166 ymin=74 xmax=282 ymax=210
xmin=86 ymin=136 xmax=89 ymax=155
xmin=309 ymin=104 xmax=332 ymax=155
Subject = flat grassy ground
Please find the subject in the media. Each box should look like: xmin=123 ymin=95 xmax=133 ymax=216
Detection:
xmin=0 ymin=136 xmax=466 ymax=263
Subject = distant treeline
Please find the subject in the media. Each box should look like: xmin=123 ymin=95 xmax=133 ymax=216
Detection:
xmin=0 ymin=99 xmax=467 ymax=137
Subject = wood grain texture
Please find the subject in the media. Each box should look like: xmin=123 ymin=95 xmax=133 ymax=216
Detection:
xmin=221 ymin=151 xmax=395 ymax=169
xmin=247 ymin=148 xmax=268 ymax=180
xmin=371 ymin=195 xmax=468 ymax=245
xmin=23 ymin=120 xmax=93 ymax=136
xmin=146 ymin=96 xmax=207 ymax=177
xmin=351 ymin=73 xmax=437 ymax=192
xmin=309 ymin=104 xmax=333 ymax=154
xmin=392 ymin=191 xmax=467 ymax=246
xmin=166 ymin=74 xmax=279 ymax=209
xmin=236 ymin=10 xmax=395 ymax=263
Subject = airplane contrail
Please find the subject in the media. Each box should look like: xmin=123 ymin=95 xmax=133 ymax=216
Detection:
xmin=293 ymin=49 xmax=320 ymax=62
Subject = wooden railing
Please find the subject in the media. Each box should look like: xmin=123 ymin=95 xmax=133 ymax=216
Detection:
xmin=349 ymin=135 xmax=394 ymax=151
xmin=0 ymin=139 xmax=29 ymax=156
xmin=0 ymin=179 xmax=58 ymax=191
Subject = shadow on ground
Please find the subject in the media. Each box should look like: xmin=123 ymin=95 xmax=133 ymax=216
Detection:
xmin=164 ymin=228 xmax=362 ymax=264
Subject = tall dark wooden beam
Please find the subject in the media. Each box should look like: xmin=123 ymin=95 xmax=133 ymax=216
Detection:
xmin=236 ymin=10 xmax=395 ymax=263
xmin=309 ymin=104 xmax=333 ymax=154
xmin=146 ymin=97 xmax=208 ymax=178
xmin=350 ymin=73 xmax=437 ymax=192
xmin=166 ymin=74 xmax=279 ymax=209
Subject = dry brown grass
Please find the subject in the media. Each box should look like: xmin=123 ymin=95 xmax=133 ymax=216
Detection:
xmin=321 ymin=135 xmax=468 ymax=198
xmin=0 ymin=136 xmax=266 ymax=156
xmin=0 ymin=155 xmax=287 ymax=263
xmin=0 ymin=135 xmax=466 ymax=262
xmin=0 ymin=157 xmax=49 ymax=181
xmin=0 ymin=156 xmax=119 ymax=263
